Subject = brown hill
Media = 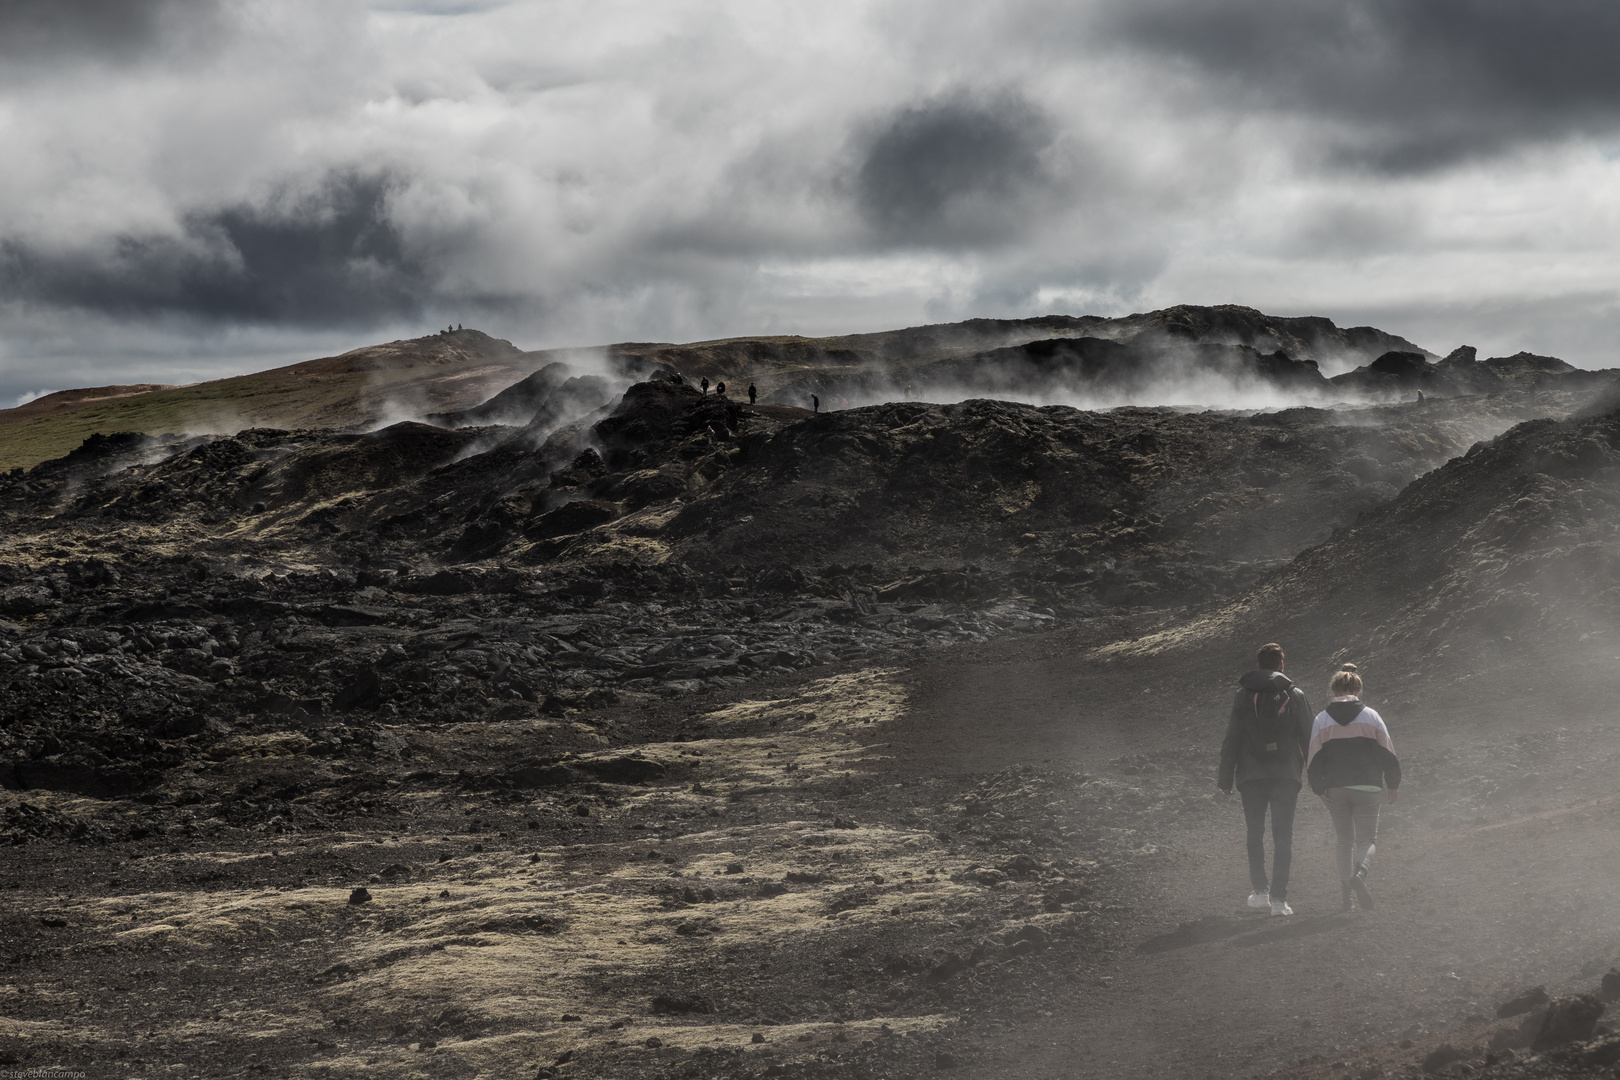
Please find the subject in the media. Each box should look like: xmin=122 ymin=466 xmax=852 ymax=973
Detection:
xmin=0 ymin=384 xmax=178 ymax=428
xmin=0 ymin=329 xmax=542 ymax=471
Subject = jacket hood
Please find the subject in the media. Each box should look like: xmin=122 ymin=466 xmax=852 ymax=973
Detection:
xmin=1238 ymin=669 xmax=1293 ymax=693
xmin=1326 ymin=700 xmax=1366 ymax=725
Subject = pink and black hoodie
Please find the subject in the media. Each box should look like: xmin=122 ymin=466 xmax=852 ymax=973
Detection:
xmin=1305 ymin=699 xmax=1402 ymax=795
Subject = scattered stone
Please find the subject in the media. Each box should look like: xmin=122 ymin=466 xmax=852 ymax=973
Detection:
xmin=1497 ymin=986 xmax=1550 ymax=1018
xmin=1 ymin=585 xmax=57 ymax=616
xmin=561 ymin=1014 xmax=582 ymax=1022
xmin=1577 ymin=1035 xmax=1620 ymax=1068
xmin=751 ymin=1032 xmax=766 ymax=1044
xmin=1421 ymin=1043 xmax=1465 ymax=1073
xmin=1532 ymin=994 xmax=1606 ymax=1050
xmin=1001 ymin=854 xmax=1042 ymax=877
xmin=348 ymin=887 xmax=372 ymax=905
xmin=1011 ymin=925 xmax=1050 ymax=951
xmin=39 ymin=916 xmax=68 ymax=928
xmin=644 ymin=1036 xmax=662 ymax=1048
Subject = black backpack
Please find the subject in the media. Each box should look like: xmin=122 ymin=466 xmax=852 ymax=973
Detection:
xmin=1247 ymin=684 xmax=1294 ymax=761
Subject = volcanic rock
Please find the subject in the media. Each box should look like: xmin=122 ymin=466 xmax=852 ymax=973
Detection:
xmin=1421 ymin=1043 xmax=1466 ymax=1073
xmin=1532 ymin=995 xmax=1606 ymax=1050
xmin=1 ymin=585 xmax=56 ymax=616
xmin=426 ymin=362 xmax=617 ymax=429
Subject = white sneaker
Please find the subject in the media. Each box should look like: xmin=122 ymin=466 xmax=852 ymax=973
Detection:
xmin=1247 ymin=892 xmax=1270 ymax=908
xmin=1270 ymin=900 xmax=1293 ymax=916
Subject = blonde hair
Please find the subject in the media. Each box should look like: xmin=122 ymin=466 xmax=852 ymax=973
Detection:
xmin=1329 ymin=663 xmax=1362 ymax=697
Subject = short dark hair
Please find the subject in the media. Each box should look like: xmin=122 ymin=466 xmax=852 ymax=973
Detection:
xmin=1256 ymin=643 xmax=1285 ymax=670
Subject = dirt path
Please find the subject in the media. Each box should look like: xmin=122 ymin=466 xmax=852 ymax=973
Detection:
xmin=899 ymin=639 xmax=1620 ymax=1079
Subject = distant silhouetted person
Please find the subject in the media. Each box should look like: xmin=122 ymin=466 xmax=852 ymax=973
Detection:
xmin=457 ymin=323 xmax=462 ymax=331
xmin=701 ymin=377 xmax=709 ymax=396
xmin=812 ymin=394 xmax=819 ymax=413
xmin=1219 ymin=642 xmax=1313 ymax=917
xmin=748 ymin=382 xmax=757 ymax=405
xmin=716 ymin=381 xmax=726 ymax=397
xmin=705 ymin=424 xmax=716 ymax=451
xmin=1307 ymin=664 xmax=1400 ymax=912
xmin=1416 ymin=389 xmax=1425 ymax=404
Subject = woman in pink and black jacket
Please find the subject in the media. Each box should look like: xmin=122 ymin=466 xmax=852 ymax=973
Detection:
xmin=1306 ymin=664 xmax=1401 ymax=912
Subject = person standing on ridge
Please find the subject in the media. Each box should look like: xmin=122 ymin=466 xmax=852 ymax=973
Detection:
xmin=1306 ymin=663 xmax=1400 ymax=912
xmin=748 ymin=382 xmax=757 ymax=405
xmin=701 ymin=377 xmax=709 ymax=396
xmin=811 ymin=394 xmax=819 ymax=413
xmin=1219 ymin=642 xmax=1314 ymax=916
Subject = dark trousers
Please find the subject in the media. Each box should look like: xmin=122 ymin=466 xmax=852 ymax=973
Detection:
xmin=1239 ymin=778 xmax=1299 ymax=900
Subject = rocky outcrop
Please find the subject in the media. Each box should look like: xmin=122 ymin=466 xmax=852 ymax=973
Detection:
xmin=427 ymin=362 xmax=617 ymax=429
xmin=765 ymin=337 xmax=1334 ymax=408
xmin=1330 ymin=346 xmax=1609 ymax=399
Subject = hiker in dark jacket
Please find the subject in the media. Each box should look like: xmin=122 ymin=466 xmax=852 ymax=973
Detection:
xmin=1219 ymin=642 xmax=1314 ymax=916
xmin=1307 ymin=663 xmax=1400 ymax=911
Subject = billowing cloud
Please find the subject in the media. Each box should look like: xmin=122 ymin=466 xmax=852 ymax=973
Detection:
xmin=1099 ymin=0 xmax=1620 ymax=171
xmin=855 ymin=91 xmax=1057 ymax=246
xmin=0 ymin=0 xmax=208 ymax=63
xmin=2 ymin=0 xmax=1620 ymax=406
xmin=1 ymin=173 xmax=426 ymax=324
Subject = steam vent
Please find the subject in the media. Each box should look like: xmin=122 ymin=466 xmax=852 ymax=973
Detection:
xmin=5 ymin=307 xmax=1620 ymax=1078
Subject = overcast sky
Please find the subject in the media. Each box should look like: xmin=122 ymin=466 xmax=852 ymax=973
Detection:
xmin=5 ymin=0 xmax=1620 ymax=403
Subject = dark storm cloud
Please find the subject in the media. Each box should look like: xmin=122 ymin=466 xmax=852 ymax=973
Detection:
xmin=854 ymin=91 xmax=1058 ymax=246
xmin=0 ymin=0 xmax=220 ymax=64
xmin=1102 ymin=0 xmax=1620 ymax=170
xmin=0 ymin=174 xmax=431 ymax=326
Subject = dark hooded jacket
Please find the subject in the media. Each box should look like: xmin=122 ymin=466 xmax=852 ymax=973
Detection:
xmin=1218 ymin=669 xmax=1314 ymax=789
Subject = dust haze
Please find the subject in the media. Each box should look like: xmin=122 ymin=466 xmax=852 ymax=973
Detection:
xmin=3 ymin=306 xmax=1620 ymax=1080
